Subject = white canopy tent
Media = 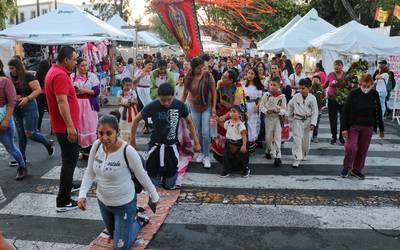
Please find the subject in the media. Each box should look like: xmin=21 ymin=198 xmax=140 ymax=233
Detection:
xmin=312 ymin=20 xmax=400 ymax=56
xmin=0 ymin=39 xmax=15 ymax=66
xmin=107 ymin=15 xmax=169 ymax=47
xmin=259 ymin=9 xmax=335 ymax=56
xmin=0 ymin=5 xmax=132 ymax=43
xmin=257 ymin=15 xmax=301 ymax=48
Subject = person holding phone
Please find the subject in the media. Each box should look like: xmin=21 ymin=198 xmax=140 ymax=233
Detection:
xmin=45 ymin=46 xmax=80 ymax=212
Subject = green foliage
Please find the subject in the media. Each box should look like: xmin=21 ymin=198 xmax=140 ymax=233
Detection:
xmin=0 ymin=0 xmax=16 ymax=30
xmin=310 ymin=0 xmax=400 ymax=35
xmin=88 ymin=0 xmax=130 ymax=21
xmin=148 ymin=15 xmax=178 ymax=45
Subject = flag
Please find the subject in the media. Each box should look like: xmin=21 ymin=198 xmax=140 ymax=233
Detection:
xmin=375 ymin=8 xmax=390 ymax=23
xmin=152 ymin=0 xmax=203 ymax=58
xmin=394 ymin=4 xmax=400 ymax=20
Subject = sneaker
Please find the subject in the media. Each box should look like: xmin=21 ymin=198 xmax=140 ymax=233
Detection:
xmin=9 ymin=159 xmax=28 ymax=167
xmin=0 ymin=189 xmax=6 ymax=204
xmin=302 ymin=155 xmax=308 ymax=161
xmin=71 ymin=183 xmax=81 ymax=192
xmin=15 ymin=167 xmax=27 ymax=181
xmin=292 ymin=160 xmax=301 ymax=168
xmin=56 ymin=199 xmax=78 ymax=212
xmin=330 ymin=138 xmax=337 ymax=145
xmin=338 ymin=137 xmax=345 ymax=146
xmin=202 ymin=157 xmax=211 ymax=169
xmin=195 ymin=153 xmax=204 ymax=163
xmin=136 ymin=212 xmax=150 ymax=226
xmin=47 ymin=140 xmax=55 ymax=157
xmin=274 ymin=158 xmax=282 ymax=167
xmin=265 ymin=153 xmax=272 ymax=159
xmin=312 ymin=137 xmax=319 ymax=143
xmin=220 ymin=171 xmax=230 ymax=178
xmin=340 ymin=169 xmax=349 ymax=178
xmin=350 ymin=170 xmax=365 ymax=180
xmin=241 ymin=168 xmax=250 ymax=178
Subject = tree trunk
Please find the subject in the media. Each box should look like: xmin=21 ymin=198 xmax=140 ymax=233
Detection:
xmin=340 ymin=0 xmax=359 ymax=21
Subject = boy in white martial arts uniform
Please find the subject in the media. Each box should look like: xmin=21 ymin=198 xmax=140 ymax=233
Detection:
xmin=259 ymin=77 xmax=287 ymax=167
xmin=287 ymin=78 xmax=318 ymax=168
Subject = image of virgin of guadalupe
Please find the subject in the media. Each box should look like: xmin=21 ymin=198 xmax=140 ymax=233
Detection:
xmin=168 ymin=5 xmax=192 ymax=52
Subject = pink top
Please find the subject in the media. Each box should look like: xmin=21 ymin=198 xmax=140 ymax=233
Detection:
xmin=326 ymin=72 xmax=345 ymax=98
xmin=316 ymin=71 xmax=327 ymax=87
xmin=0 ymin=77 xmax=16 ymax=107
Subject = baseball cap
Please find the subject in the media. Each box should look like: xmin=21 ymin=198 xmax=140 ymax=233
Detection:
xmin=378 ymin=60 xmax=388 ymax=65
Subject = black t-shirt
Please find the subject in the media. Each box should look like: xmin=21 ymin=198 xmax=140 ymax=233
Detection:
xmin=141 ymin=99 xmax=189 ymax=145
xmin=14 ymin=72 xmax=37 ymax=96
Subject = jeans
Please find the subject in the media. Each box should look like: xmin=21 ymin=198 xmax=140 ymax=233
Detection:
xmin=378 ymin=91 xmax=387 ymax=116
xmin=150 ymin=173 xmax=178 ymax=189
xmin=36 ymin=93 xmax=48 ymax=131
xmin=328 ymin=98 xmax=343 ymax=140
xmin=98 ymin=198 xmax=141 ymax=250
xmin=312 ymin=113 xmax=322 ymax=138
xmin=0 ymin=118 xmax=25 ymax=168
xmin=14 ymin=100 xmax=51 ymax=158
xmin=343 ymin=125 xmax=373 ymax=172
xmin=190 ymin=106 xmax=211 ymax=157
xmin=55 ymin=132 xmax=79 ymax=206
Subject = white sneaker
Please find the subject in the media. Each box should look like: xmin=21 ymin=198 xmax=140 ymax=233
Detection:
xmin=202 ymin=157 xmax=211 ymax=169
xmin=292 ymin=160 xmax=301 ymax=168
xmin=195 ymin=153 xmax=204 ymax=163
xmin=302 ymin=156 xmax=308 ymax=161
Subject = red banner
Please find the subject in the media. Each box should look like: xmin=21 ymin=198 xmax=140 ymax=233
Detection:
xmin=152 ymin=0 xmax=203 ymax=58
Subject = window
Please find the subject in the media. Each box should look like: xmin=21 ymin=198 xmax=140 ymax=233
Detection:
xmin=31 ymin=10 xmax=36 ymax=19
xmin=20 ymin=12 xmax=25 ymax=23
xmin=41 ymin=9 xmax=48 ymax=15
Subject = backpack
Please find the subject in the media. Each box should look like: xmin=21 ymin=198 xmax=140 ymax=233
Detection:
xmin=95 ymin=142 xmax=143 ymax=194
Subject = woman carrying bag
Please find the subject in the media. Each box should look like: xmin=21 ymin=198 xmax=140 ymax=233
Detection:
xmin=78 ymin=115 xmax=159 ymax=250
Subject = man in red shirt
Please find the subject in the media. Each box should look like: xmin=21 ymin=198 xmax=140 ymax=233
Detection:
xmin=45 ymin=46 xmax=80 ymax=212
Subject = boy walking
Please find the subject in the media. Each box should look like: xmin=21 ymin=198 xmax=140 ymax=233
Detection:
xmin=259 ymin=77 xmax=287 ymax=167
xmin=287 ymin=78 xmax=318 ymax=168
xmin=130 ymin=83 xmax=200 ymax=189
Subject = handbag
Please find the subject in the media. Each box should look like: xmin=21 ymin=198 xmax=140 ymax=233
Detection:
xmin=0 ymin=105 xmax=7 ymax=123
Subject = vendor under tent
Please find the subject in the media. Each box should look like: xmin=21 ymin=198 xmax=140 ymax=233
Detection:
xmin=0 ymin=5 xmax=132 ymax=43
xmin=259 ymin=8 xmax=335 ymax=56
xmin=107 ymin=15 xmax=169 ymax=47
xmin=257 ymin=15 xmax=301 ymax=48
xmin=311 ymin=20 xmax=400 ymax=56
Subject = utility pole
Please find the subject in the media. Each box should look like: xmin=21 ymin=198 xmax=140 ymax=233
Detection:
xmin=37 ymin=0 xmax=40 ymax=16
xmin=55 ymin=0 xmax=57 ymax=10
xmin=134 ymin=19 xmax=140 ymax=63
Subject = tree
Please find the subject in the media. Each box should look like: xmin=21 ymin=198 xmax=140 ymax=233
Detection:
xmin=148 ymin=15 xmax=178 ymax=45
xmin=0 ymin=0 xmax=16 ymax=30
xmin=88 ymin=0 xmax=131 ymax=21
xmin=310 ymin=0 xmax=400 ymax=35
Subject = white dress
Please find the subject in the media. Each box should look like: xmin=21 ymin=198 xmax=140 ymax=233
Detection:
xmin=244 ymin=85 xmax=263 ymax=142
xmin=135 ymin=70 xmax=152 ymax=107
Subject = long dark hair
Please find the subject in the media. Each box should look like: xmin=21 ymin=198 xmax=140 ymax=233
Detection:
xmin=255 ymin=62 xmax=266 ymax=76
xmin=316 ymin=61 xmax=325 ymax=73
xmin=245 ymin=68 xmax=263 ymax=91
xmin=184 ymin=57 xmax=204 ymax=88
xmin=73 ymin=58 xmax=88 ymax=83
xmin=0 ymin=59 xmax=5 ymax=77
xmin=36 ymin=59 xmax=51 ymax=88
xmin=8 ymin=57 xmax=27 ymax=86
xmin=283 ymin=59 xmax=294 ymax=76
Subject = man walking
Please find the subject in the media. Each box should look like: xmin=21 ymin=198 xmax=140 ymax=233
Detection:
xmin=45 ymin=46 xmax=80 ymax=212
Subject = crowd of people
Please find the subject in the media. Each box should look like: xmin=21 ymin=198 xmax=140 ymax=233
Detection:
xmin=0 ymin=46 xmax=389 ymax=249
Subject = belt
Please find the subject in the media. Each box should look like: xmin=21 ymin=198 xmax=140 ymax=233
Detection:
xmin=137 ymin=85 xmax=150 ymax=88
xmin=148 ymin=143 xmax=179 ymax=168
xmin=294 ymin=114 xmax=310 ymax=121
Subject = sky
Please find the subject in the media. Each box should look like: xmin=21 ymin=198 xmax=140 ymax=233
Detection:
xmin=21 ymin=0 xmax=149 ymax=24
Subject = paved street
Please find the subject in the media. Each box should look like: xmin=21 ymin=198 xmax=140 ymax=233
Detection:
xmin=1 ymin=108 xmax=400 ymax=250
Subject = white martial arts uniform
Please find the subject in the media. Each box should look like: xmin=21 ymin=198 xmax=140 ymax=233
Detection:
xmin=259 ymin=92 xmax=287 ymax=159
xmin=287 ymin=93 xmax=318 ymax=161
